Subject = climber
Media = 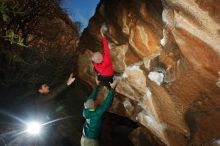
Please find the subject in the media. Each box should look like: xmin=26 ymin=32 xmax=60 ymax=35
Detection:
xmin=91 ymin=23 xmax=114 ymax=89
xmin=81 ymin=77 xmax=118 ymax=146
xmin=17 ymin=73 xmax=76 ymax=120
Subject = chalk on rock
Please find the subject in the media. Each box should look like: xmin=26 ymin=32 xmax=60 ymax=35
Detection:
xmin=148 ymin=71 xmax=164 ymax=85
xmin=216 ymin=79 xmax=220 ymax=88
xmin=108 ymin=42 xmax=113 ymax=50
xmin=160 ymin=29 xmax=168 ymax=47
xmin=213 ymin=139 xmax=220 ymax=145
xmin=123 ymin=99 xmax=132 ymax=109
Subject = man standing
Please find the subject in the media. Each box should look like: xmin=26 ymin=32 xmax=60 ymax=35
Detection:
xmin=81 ymin=78 xmax=118 ymax=146
xmin=18 ymin=73 xmax=76 ymax=120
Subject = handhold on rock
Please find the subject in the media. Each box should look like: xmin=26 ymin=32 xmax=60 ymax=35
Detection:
xmin=148 ymin=71 xmax=165 ymax=85
xmin=100 ymin=23 xmax=108 ymax=34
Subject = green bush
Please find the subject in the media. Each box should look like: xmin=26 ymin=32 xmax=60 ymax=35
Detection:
xmin=0 ymin=1 xmax=9 ymax=22
xmin=6 ymin=29 xmax=25 ymax=46
xmin=0 ymin=0 xmax=25 ymax=46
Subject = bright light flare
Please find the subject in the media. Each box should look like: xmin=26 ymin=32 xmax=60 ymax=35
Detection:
xmin=26 ymin=122 xmax=41 ymax=135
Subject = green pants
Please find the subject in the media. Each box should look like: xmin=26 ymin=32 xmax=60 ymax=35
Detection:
xmin=80 ymin=136 xmax=99 ymax=146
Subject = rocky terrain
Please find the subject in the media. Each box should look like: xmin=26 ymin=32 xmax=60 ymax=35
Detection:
xmin=78 ymin=0 xmax=220 ymax=145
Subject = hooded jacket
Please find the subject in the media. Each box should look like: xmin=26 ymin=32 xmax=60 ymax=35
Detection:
xmin=82 ymin=85 xmax=115 ymax=139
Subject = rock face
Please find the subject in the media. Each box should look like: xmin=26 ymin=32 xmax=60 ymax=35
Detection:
xmin=78 ymin=0 xmax=220 ymax=145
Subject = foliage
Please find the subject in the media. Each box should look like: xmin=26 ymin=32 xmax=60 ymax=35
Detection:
xmin=0 ymin=1 xmax=9 ymax=22
xmin=5 ymin=29 xmax=25 ymax=46
xmin=0 ymin=0 xmax=25 ymax=46
xmin=0 ymin=0 xmax=78 ymax=88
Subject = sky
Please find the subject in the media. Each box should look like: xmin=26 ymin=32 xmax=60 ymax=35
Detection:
xmin=59 ymin=0 xmax=100 ymax=32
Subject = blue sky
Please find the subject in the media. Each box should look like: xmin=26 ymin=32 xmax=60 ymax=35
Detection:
xmin=60 ymin=0 xmax=100 ymax=31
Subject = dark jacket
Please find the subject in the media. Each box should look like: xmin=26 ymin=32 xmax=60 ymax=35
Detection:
xmin=83 ymin=85 xmax=115 ymax=139
xmin=18 ymin=83 xmax=68 ymax=120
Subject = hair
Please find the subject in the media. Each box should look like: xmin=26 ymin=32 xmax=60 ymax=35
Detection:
xmin=35 ymin=82 xmax=48 ymax=90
